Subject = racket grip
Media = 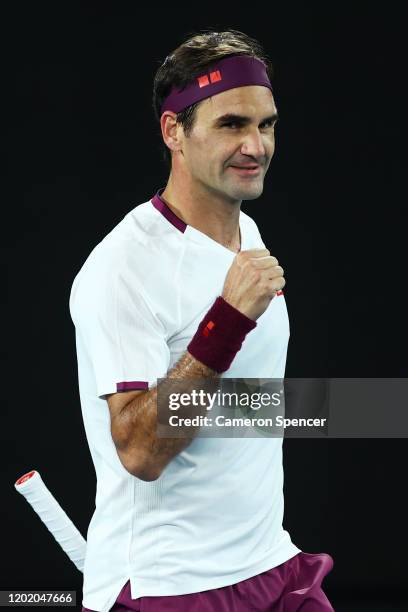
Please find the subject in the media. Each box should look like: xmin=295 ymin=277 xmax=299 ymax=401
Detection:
xmin=14 ymin=470 xmax=86 ymax=572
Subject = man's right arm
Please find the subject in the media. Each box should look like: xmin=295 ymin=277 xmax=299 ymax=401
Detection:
xmin=107 ymin=351 xmax=218 ymax=482
xmin=107 ymin=249 xmax=285 ymax=482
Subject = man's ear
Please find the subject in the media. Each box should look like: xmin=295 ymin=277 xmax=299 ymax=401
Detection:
xmin=160 ymin=112 xmax=183 ymax=154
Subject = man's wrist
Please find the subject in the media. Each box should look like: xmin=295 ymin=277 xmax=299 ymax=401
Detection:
xmin=187 ymin=296 xmax=257 ymax=373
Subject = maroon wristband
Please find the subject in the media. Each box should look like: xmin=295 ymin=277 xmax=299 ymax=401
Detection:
xmin=187 ymin=296 xmax=257 ymax=373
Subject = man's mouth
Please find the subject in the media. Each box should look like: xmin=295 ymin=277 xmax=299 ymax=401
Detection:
xmin=229 ymin=165 xmax=261 ymax=176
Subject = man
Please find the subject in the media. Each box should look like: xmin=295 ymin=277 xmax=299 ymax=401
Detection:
xmin=70 ymin=29 xmax=334 ymax=612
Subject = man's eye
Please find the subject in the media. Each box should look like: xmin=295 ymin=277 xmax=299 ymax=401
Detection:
xmin=221 ymin=121 xmax=276 ymax=129
xmin=261 ymin=120 xmax=275 ymax=128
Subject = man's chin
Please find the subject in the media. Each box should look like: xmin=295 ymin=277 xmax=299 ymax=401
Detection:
xmin=231 ymin=182 xmax=264 ymax=201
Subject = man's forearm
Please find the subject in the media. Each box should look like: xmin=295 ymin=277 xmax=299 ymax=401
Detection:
xmin=115 ymin=351 xmax=218 ymax=480
xmin=115 ymin=295 xmax=258 ymax=480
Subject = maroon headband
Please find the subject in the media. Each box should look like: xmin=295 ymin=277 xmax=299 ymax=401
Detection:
xmin=161 ymin=55 xmax=272 ymax=115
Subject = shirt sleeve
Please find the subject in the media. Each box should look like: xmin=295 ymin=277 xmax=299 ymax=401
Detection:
xmin=70 ymin=251 xmax=170 ymax=398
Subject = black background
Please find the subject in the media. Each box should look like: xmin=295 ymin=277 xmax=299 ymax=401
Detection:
xmin=4 ymin=3 xmax=406 ymax=611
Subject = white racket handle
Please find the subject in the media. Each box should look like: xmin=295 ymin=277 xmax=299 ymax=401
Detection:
xmin=14 ymin=470 xmax=86 ymax=572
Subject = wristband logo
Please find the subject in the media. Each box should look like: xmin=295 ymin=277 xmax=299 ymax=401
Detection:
xmin=203 ymin=320 xmax=216 ymax=337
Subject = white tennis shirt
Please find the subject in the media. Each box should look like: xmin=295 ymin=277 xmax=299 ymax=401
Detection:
xmin=69 ymin=188 xmax=301 ymax=612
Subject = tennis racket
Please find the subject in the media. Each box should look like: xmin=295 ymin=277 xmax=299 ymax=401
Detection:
xmin=14 ymin=470 xmax=86 ymax=572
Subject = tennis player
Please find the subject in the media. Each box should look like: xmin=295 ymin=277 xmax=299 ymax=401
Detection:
xmin=70 ymin=29 xmax=334 ymax=612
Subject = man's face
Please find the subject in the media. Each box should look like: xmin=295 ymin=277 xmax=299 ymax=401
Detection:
xmin=179 ymin=85 xmax=278 ymax=202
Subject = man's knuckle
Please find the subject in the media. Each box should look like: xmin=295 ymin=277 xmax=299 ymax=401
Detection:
xmin=252 ymin=269 xmax=261 ymax=282
xmin=239 ymin=250 xmax=250 ymax=259
xmin=260 ymin=281 xmax=271 ymax=295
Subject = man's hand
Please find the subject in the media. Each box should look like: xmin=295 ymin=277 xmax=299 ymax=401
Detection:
xmin=221 ymin=248 xmax=285 ymax=321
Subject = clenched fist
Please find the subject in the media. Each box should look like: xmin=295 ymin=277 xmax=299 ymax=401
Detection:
xmin=222 ymin=248 xmax=285 ymax=321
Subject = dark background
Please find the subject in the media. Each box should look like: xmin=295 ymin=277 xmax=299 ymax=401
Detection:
xmin=4 ymin=3 xmax=406 ymax=611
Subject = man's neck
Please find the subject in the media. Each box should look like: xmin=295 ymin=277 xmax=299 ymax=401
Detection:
xmin=161 ymin=175 xmax=242 ymax=253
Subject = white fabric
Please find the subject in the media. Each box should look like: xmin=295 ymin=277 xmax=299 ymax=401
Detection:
xmin=69 ymin=191 xmax=301 ymax=612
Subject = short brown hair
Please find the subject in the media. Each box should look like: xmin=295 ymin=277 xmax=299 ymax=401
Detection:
xmin=152 ymin=29 xmax=274 ymax=168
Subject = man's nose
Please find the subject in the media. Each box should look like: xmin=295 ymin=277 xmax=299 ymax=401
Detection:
xmin=240 ymin=128 xmax=267 ymax=159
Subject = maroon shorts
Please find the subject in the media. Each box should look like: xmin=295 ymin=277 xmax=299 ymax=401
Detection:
xmin=82 ymin=551 xmax=334 ymax=611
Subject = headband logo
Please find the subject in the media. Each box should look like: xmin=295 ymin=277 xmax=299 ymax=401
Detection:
xmin=197 ymin=70 xmax=222 ymax=88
